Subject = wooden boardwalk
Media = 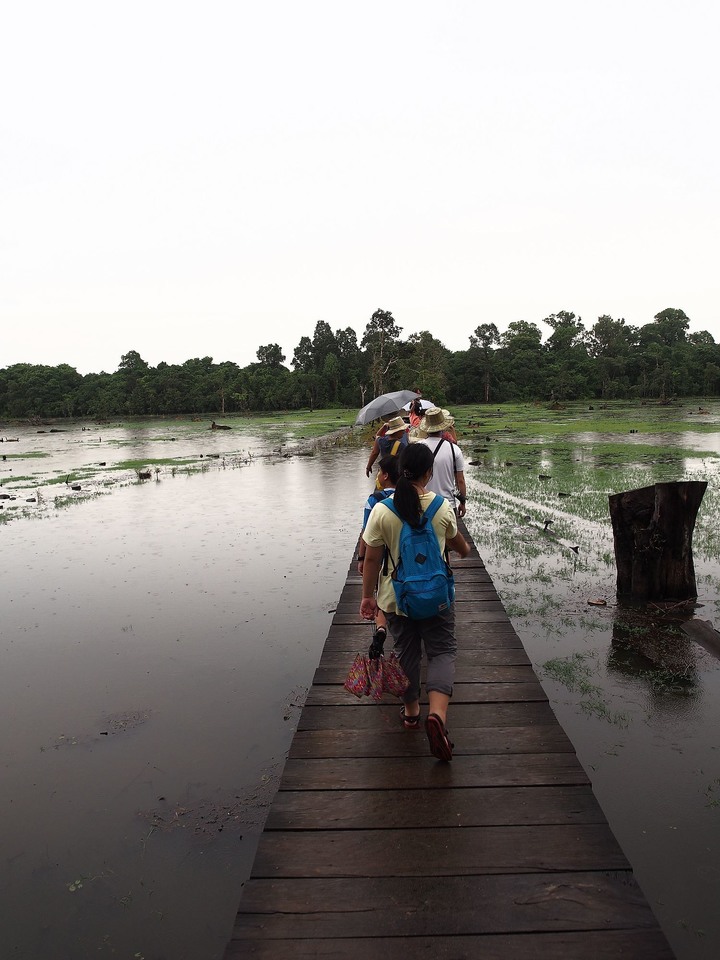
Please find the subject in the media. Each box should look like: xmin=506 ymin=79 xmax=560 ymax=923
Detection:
xmin=224 ymin=525 xmax=675 ymax=959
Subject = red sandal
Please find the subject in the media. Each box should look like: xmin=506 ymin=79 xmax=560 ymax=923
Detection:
xmin=425 ymin=713 xmax=453 ymax=761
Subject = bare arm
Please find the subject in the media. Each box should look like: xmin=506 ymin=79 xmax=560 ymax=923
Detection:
xmin=446 ymin=528 xmax=470 ymax=558
xmin=366 ymin=440 xmax=380 ymax=477
xmin=359 ymin=543 xmax=384 ymax=620
xmin=454 ymin=469 xmax=467 ymax=518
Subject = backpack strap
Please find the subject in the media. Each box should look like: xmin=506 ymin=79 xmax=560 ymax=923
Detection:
xmin=391 ymin=438 xmax=401 ymax=456
xmin=422 ymin=494 xmax=445 ymax=522
xmin=431 ymin=437 xmax=457 ymax=474
xmin=379 ymin=498 xmax=399 ymax=576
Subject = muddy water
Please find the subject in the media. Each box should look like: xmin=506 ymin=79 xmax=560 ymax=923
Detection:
xmin=0 ymin=447 xmax=368 ymax=959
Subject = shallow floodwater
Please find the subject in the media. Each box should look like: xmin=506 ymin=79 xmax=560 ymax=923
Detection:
xmin=0 ymin=446 xmax=369 ymax=959
xmin=463 ymin=420 xmax=720 ymax=960
xmin=2 ymin=413 xmax=720 ymax=959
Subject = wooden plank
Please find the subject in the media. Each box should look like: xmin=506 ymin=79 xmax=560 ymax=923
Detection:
xmin=296 ymin=701 xmax=560 ymax=730
xmin=331 ymin=603 xmax=508 ymax=624
xmin=313 ymin=662 xmax=535 ymax=684
xmin=305 ymin=680 xmax=548 ymax=706
xmin=232 ymin=872 xmax=663 ymax=939
xmin=264 ymin=784 xmax=606 ymax=829
xmin=227 ymin=929 xmax=675 ymax=960
xmin=287 ymin=724 xmax=575 ymax=759
xmin=250 ymin=823 xmax=629 ymax=878
xmin=277 ymin=754 xmax=589 ymax=790
xmin=322 ymin=621 xmax=526 ymax=648
xmin=316 ymin=648 xmax=533 ymax=668
xmin=231 ymin=927 xmax=673 ymax=960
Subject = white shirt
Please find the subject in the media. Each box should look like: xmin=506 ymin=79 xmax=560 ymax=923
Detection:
xmin=420 ymin=435 xmax=465 ymax=507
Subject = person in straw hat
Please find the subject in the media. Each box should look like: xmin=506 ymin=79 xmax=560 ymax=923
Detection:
xmin=365 ymin=415 xmax=409 ymax=478
xmin=418 ymin=407 xmax=467 ymax=517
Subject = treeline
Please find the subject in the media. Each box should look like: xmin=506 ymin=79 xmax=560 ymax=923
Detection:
xmin=1 ymin=307 xmax=718 ymax=419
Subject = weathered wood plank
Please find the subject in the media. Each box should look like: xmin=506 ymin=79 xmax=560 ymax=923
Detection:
xmin=323 ymin=621 xmax=525 ymax=648
xmin=287 ymin=724 xmax=575 ymax=759
xmin=313 ymin=662 xmax=535 ymax=684
xmin=296 ymin=701 xmax=559 ymax=730
xmin=227 ymin=929 xmax=675 ymax=960
xmin=316 ymin=648 xmax=532 ymax=668
xmin=305 ymin=680 xmax=548 ymax=706
xmin=232 ymin=872 xmax=662 ymax=939
xmin=277 ymin=753 xmax=589 ymax=790
xmin=264 ymin=784 xmax=606 ymax=829
xmin=331 ymin=603 xmax=508 ymax=624
xmin=250 ymin=823 xmax=628 ymax=878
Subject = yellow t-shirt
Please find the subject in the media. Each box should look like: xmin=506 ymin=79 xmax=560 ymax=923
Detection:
xmin=362 ymin=492 xmax=457 ymax=615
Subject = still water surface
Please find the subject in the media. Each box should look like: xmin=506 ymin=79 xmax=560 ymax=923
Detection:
xmin=1 ymin=417 xmax=719 ymax=959
xmin=1 ymin=445 xmax=368 ymax=959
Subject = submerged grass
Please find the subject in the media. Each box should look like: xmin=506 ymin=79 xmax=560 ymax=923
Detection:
xmin=463 ymin=397 xmax=720 ymax=739
xmin=541 ymin=653 xmax=631 ymax=727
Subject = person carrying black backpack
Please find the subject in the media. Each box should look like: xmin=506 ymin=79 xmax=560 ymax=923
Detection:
xmin=359 ymin=444 xmax=470 ymax=761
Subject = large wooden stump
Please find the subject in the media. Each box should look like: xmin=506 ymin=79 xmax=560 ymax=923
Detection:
xmin=608 ymin=481 xmax=707 ymax=601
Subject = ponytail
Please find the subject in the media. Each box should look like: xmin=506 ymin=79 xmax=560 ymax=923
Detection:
xmin=393 ymin=444 xmax=434 ymax=526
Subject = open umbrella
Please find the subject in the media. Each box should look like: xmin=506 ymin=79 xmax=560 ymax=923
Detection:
xmin=355 ymin=390 xmax=419 ymax=426
xmin=402 ymin=397 xmax=435 ymax=411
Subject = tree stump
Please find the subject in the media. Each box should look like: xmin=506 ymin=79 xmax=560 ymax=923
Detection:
xmin=608 ymin=481 xmax=707 ymax=601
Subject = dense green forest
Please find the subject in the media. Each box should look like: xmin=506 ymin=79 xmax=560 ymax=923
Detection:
xmin=1 ymin=308 xmax=718 ymax=419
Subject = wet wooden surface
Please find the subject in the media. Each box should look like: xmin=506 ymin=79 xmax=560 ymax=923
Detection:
xmin=224 ymin=525 xmax=675 ymax=959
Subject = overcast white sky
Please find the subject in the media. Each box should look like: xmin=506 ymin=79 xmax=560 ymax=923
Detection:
xmin=2 ymin=0 xmax=718 ymax=375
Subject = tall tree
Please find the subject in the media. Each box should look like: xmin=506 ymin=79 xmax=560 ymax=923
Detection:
xmin=311 ymin=321 xmax=338 ymax=371
xmin=652 ymin=308 xmax=690 ymax=347
xmin=469 ymin=323 xmax=500 ymax=402
xmin=291 ymin=336 xmax=314 ymax=373
xmin=497 ymin=321 xmax=545 ymax=399
xmin=587 ymin=315 xmax=636 ymax=399
xmin=257 ymin=343 xmax=286 ymax=367
xmin=542 ymin=311 xmax=591 ymax=399
xmin=396 ymin=331 xmax=450 ymax=403
xmin=360 ymin=308 xmax=402 ymax=396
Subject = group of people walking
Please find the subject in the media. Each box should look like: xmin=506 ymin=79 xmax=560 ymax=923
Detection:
xmin=357 ymin=405 xmax=470 ymax=762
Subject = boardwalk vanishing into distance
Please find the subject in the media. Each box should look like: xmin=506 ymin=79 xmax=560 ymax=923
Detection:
xmin=224 ymin=522 xmax=675 ymax=959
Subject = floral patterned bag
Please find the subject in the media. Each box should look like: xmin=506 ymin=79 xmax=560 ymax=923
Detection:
xmin=343 ymin=653 xmax=371 ymax=698
xmin=382 ymin=652 xmax=410 ymax=698
xmin=343 ymin=651 xmax=409 ymax=700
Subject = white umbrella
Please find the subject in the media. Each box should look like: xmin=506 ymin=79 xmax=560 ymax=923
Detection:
xmin=402 ymin=398 xmax=435 ymax=411
xmin=355 ymin=390 xmax=419 ymax=426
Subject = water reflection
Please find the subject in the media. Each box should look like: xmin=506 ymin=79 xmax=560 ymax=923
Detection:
xmin=0 ymin=445 xmax=369 ymax=960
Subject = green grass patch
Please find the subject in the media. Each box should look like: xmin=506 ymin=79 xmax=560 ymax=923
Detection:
xmin=0 ymin=450 xmax=50 ymax=459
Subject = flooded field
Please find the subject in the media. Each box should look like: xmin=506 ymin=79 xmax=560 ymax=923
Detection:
xmin=462 ymin=399 xmax=720 ymax=960
xmin=0 ymin=418 xmax=369 ymax=959
xmin=1 ymin=403 xmax=719 ymax=959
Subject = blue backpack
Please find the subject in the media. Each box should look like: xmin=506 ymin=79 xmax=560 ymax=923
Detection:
xmin=382 ymin=495 xmax=455 ymax=619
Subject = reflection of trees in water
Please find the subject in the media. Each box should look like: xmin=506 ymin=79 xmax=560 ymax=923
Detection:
xmin=607 ymin=603 xmax=701 ymax=712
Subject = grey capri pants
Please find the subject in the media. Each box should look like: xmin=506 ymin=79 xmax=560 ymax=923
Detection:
xmin=385 ymin=605 xmax=457 ymax=703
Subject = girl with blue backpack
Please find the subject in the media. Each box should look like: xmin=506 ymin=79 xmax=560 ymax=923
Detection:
xmin=359 ymin=444 xmax=470 ymax=761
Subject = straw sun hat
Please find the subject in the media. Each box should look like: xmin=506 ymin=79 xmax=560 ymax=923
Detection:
xmin=418 ymin=407 xmax=455 ymax=434
xmin=383 ymin=416 xmax=407 ymax=435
